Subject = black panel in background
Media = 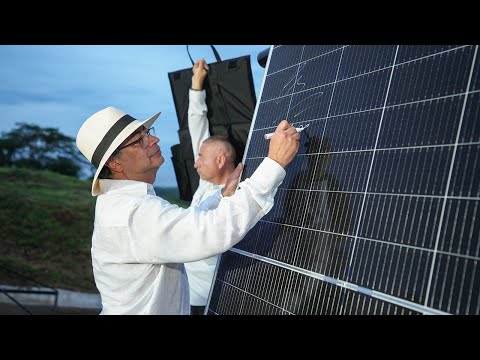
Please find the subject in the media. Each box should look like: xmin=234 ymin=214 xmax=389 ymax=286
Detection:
xmin=168 ymin=54 xmax=257 ymax=199
xmin=170 ymin=155 xmax=192 ymax=202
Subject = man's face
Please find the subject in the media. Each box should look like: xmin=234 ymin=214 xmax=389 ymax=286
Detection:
xmin=117 ymin=126 xmax=164 ymax=183
xmin=194 ymin=142 xmax=220 ymax=182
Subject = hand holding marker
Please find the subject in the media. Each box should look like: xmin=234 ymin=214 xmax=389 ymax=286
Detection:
xmin=264 ymin=123 xmax=310 ymax=140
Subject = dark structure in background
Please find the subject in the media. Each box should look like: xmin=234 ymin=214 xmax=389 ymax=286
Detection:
xmin=207 ymin=45 xmax=480 ymax=315
xmin=257 ymin=47 xmax=270 ymax=68
xmin=168 ymin=46 xmax=257 ymax=201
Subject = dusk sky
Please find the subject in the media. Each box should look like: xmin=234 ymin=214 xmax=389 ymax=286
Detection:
xmin=0 ymin=45 xmax=270 ymax=188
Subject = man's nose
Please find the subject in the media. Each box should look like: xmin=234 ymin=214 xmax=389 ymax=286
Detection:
xmin=150 ymin=134 xmax=159 ymax=145
xmin=194 ymin=160 xmax=199 ymax=169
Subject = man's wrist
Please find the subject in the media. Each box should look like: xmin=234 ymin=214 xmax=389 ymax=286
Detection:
xmin=191 ymin=77 xmax=204 ymax=91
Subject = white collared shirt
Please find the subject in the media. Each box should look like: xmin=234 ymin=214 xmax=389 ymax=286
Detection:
xmin=185 ymin=89 xmax=224 ymax=306
xmin=92 ymin=156 xmax=285 ymax=315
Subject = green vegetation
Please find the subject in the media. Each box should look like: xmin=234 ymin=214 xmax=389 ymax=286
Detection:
xmin=0 ymin=122 xmax=92 ymax=178
xmin=0 ymin=167 xmax=97 ymax=292
xmin=154 ymin=187 xmax=191 ymax=208
xmin=0 ymin=167 xmax=187 ymax=293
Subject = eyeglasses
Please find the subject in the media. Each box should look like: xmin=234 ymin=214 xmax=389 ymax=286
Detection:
xmin=118 ymin=127 xmax=155 ymax=151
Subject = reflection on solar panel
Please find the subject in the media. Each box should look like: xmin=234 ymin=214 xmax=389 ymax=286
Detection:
xmin=206 ymin=45 xmax=480 ymax=315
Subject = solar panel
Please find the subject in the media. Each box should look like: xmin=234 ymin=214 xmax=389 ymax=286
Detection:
xmin=206 ymin=45 xmax=480 ymax=315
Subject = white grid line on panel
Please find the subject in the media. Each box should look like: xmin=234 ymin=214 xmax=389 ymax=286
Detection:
xmin=267 ymin=46 xmax=346 ymax=77
xmin=248 ymin=138 xmax=480 ymax=160
xmin=266 ymin=45 xmax=468 ymax=85
xmin=262 ymin=56 xmax=474 ymax=116
xmin=424 ymin=45 xmax=479 ymax=307
xmin=214 ymin=278 xmax=292 ymax=314
xmin=229 ymin=247 xmax=448 ymax=315
xmin=256 ymin=89 xmax=480 ymax=134
xmin=239 ymin=46 xmax=272 ymax=166
xmin=215 ymin=45 xmax=479 ymax=315
xmin=278 ymin=45 xmax=309 ymax=312
xmin=258 ymin=219 xmax=480 ymax=261
xmin=281 ymin=45 xmax=345 ymax=311
xmin=470 ymin=261 xmax=479 ymax=314
xmin=471 ymin=201 xmax=480 ymax=257
xmin=448 ymin=256 xmax=461 ymax=312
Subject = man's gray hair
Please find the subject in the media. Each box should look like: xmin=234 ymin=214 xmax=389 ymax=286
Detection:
xmin=202 ymin=136 xmax=236 ymax=166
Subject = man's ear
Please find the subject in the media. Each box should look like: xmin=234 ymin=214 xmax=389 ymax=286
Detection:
xmin=216 ymin=154 xmax=226 ymax=169
xmin=105 ymin=156 xmax=123 ymax=174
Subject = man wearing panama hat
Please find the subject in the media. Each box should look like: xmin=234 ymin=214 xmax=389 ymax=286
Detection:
xmin=76 ymin=105 xmax=300 ymax=314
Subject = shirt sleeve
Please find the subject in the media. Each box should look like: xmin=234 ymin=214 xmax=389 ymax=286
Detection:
xmin=188 ymin=89 xmax=209 ymax=162
xmin=129 ymin=157 xmax=286 ymax=264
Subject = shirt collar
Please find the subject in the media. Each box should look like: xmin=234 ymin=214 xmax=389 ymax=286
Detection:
xmin=99 ymin=179 xmax=157 ymax=196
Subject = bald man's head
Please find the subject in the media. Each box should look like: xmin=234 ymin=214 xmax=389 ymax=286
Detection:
xmin=194 ymin=136 xmax=237 ymax=185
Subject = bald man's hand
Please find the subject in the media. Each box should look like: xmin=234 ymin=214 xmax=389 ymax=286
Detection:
xmin=267 ymin=120 xmax=300 ymax=168
xmin=221 ymin=163 xmax=244 ymax=197
xmin=192 ymin=58 xmax=208 ymax=91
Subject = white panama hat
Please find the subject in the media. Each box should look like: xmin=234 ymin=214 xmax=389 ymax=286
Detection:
xmin=76 ymin=106 xmax=160 ymax=196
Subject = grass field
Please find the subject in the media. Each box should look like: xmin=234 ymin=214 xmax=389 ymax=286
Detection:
xmin=0 ymin=167 xmax=189 ymax=293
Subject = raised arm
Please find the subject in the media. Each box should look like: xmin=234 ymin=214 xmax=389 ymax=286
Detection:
xmin=188 ymin=58 xmax=210 ymax=160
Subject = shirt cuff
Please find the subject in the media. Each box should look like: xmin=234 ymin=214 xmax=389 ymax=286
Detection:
xmin=189 ymin=89 xmax=206 ymax=100
xmin=250 ymin=157 xmax=286 ymax=191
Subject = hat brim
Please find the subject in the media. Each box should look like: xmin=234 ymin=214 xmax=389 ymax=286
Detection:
xmin=91 ymin=111 xmax=161 ymax=196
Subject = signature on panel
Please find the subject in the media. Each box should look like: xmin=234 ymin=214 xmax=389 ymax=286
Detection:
xmin=291 ymin=91 xmax=324 ymax=118
xmin=271 ymin=63 xmax=309 ymax=126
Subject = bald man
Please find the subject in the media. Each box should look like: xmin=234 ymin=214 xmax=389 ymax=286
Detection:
xmin=185 ymin=58 xmax=238 ymax=315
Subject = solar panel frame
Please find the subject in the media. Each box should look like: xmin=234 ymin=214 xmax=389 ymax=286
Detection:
xmin=206 ymin=45 xmax=480 ymax=315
